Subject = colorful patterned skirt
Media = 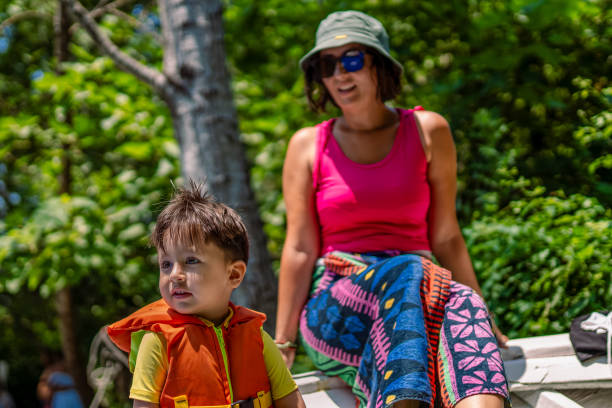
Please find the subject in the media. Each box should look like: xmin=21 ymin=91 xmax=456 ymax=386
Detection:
xmin=299 ymin=251 xmax=510 ymax=408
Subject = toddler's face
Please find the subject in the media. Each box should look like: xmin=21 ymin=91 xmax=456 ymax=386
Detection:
xmin=158 ymin=239 xmax=242 ymax=324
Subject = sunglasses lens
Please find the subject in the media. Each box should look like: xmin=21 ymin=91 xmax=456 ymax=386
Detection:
xmin=341 ymin=52 xmax=364 ymax=72
xmin=319 ymin=55 xmax=337 ymax=78
xmin=318 ymin=50 xmax=365 ymax=78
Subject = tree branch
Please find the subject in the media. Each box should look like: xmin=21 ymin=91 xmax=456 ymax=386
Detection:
xmin=93 ymin=0 xmax=114 ymax=9
xmin=68 ymin=0 xmax=137 ymax=35
xmin=0 ymin=11 xmax=52 ymax=34
xmin=61 ymin=0 xmax=167 ymax=95
xmin=89 ymin=0 xmax=135 ymax=20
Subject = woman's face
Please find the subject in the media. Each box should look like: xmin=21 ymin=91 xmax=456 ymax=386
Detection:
xmin=319 ymin=43 xmax=378 ymax=110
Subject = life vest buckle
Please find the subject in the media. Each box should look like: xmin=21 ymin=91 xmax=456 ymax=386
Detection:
xmin=231 ymin=399 xmax=254 ymax=408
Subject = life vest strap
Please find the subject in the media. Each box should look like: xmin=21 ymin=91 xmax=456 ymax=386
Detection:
xmin=171 ymin=390 xmax=272 ymax=408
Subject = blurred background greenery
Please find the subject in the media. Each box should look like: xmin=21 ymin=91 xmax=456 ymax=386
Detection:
xmin=0 ymin=0 xmax=610 ymax=406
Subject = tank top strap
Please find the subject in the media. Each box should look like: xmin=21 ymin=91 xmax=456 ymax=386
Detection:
xmin=312 ymin=118 xmax=334 ymax=189
xmin=396 ymin=107 xmax=427 ymax=163
xmin=397 ymin=106 xmax=425 ymax=118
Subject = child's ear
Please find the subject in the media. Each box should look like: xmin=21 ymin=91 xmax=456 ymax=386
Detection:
xmin=227 ymin=260 xmax=246 ymax=288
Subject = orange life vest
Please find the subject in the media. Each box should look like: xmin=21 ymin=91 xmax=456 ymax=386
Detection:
xmin=107 ymin=299 xmax=272 ymax=408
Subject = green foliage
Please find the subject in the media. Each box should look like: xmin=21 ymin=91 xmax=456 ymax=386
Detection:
xmin=0 ymin=54 xmax=179 ymax=299
xmin=233 ymin=78 xmax=319 ymax=268
xmin=0 ymin=6 xmax=174 ymax=401
xmin=1 ymin=195 xmax=110 ymax=296
xmin=465 ymin=193 xmax=611 ymax=338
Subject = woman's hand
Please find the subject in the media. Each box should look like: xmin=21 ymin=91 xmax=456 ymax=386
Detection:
xmin=278 ymin=346 xmax=297 ymax=369
xmin=490 ymin=316 xmax=509 ymax=348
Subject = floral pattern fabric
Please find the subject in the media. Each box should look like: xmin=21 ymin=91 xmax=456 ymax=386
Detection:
xmin=438 ymin=282 xmax=509 ymax=406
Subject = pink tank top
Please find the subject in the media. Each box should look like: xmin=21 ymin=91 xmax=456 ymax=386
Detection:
xmin=313 ymin=108 xmax=431 ymax=255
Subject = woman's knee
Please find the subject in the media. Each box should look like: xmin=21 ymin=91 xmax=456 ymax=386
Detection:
xmin=454 ymin=394 xmax=504 ymax=408
xmin=447 ymin=281 xmax=487 ymax=310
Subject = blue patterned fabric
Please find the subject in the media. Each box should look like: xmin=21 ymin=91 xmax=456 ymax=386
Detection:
xmin=301 ymin=254 xmax=432 ymax=407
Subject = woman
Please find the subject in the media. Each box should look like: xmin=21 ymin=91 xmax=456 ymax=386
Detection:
xmin=275 ymin=10 xmax=510 ymax=408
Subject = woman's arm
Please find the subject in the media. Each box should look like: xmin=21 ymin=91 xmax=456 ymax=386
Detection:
xmin=415 ymin=110 xmax=508 ymax=347
xmin=275 ymin=127 xmax=321 ymax=367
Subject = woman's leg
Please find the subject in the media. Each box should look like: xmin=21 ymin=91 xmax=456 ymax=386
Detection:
xmin=301 ymin=253 xmax=438 ymax=407
xmin=355 ymin=255 xmax=432 ymax=407
xmin=392 ymin=400 xmax=420 ymax=408
xmin=437 ymin=282 xmax=510 ymax=407
xmin=299 ymin=256 xmax=366 ymax=404
xmin=454 ymin=394 xmax=504 ymax=408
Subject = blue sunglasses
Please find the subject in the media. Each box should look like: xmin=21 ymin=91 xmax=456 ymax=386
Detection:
xmin=317 ymin=49 xmax=368 ymax=78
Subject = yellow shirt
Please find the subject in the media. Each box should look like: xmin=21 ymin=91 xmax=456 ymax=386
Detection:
xmin=130 ymin=315 xmax=297 ymax=403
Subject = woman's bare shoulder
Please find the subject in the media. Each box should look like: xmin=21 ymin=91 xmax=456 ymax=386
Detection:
xmin=412 ymin=110 xmax=453 ymax=162
xmin=413 ymin=110 xmax=450 ymax=133
xmin=289 ymin=126 xmax=318 ymax=148
xmin=286 ymin=126 xmax=318 ymax=165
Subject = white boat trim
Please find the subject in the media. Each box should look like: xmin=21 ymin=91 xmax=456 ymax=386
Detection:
xmin=296 ymin=333 xmax=612 ymax=408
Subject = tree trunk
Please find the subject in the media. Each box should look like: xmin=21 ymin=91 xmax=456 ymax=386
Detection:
xmin=158 ymin=0 xmax=277 ymax=332
xmin=64 ymin=0 xmax=278 ymax=332
xmin=54 ymin=0 xmax=92 ymax=403
xmin=56 ymin=288 xmax=92 ymax=403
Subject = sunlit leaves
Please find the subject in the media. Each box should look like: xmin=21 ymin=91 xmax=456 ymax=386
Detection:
xmin=0 ymin=195 xmax=106 ymax=294
xmin=0 ymin=23 xmax=177 ymax=383
xmin=465 ymin=192 xmax=611 ymax=338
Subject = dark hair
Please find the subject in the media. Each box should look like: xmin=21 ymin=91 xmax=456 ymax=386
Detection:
xmin=151 ymin=181 xmax=249 ymax=263
xmin=304 ymin=46 xmax=402 ymax=112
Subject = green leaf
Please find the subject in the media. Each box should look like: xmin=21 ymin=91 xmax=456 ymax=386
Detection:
xmin=116 ymin=141 xmax=154 ymax=160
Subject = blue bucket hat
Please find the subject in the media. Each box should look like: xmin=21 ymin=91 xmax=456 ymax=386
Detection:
xmin=300 ymin=11 xmax=403 ymax=73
